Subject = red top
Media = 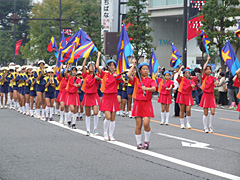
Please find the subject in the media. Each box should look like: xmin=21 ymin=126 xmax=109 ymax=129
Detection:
xmin=100 ymin=70 xmax=120 ymax=94
xmin=177 ymin=76 xmax=195 ymax=95
xmin=234 ymin=77 xmax=240 ymax=87
xmin=129 ymin=76 xmax=157 ymax=100
xmin=157 ymin=79 xmax=174 ymax=95
xmin=67 ymin=75 xmax=82 ymax=94
xmin=57 ymin=75 xmax=68 ymax=93
xmin=82 ymin=72 xmax=100 ymax=94
xmin=191 ymin=76 xmax=199 ymax=90
xmin=201 ymin=74 xmax=217 ymax=93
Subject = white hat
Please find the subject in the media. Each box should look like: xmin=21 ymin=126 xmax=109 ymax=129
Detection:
xmin=15 ymin=65 xmax=21 ymax=68
xmin=47 ymin=68 xmax=54 ymax=73
xmin=63 ymin=65 xmax=66 ymax=68
xmin=99 ymin=66 xmax=103 ymax=69
xmin=9 ymin=66 xmax=15 ymax=71
xmin=31 ymin=68 xmax=37 ymax=73
xmin=38 ymin=60 xmax=45 ymax=65
xmin=45 ymin=64 xmax=49 ymax=68
xmin=87 ymin=61 xmax=95 ymax=67
xmin=17 ymin=68 xmax=22 ymax=72
xmin=129 ymin=64 xmax=133 ymax=67
xmin=22 ymin=66 xmax=27 ymax=69
xmin=9 ymin=62 xmax=15 ymax=66
xmin=77 ymin=71 xmax=82 ymax=75
xmin=26 ymin=66 xmax=32 ymax=70
xmin=2 ymin=67 xmax=9 ymax=71
xmin=52 ymin=65 xmax=56 ymax=68
xmin=77 ymin=66 xmax=81 ymax=70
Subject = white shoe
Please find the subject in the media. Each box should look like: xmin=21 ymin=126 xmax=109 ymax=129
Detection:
xmin=109 ymin=136 xmax=115 ymax=141
xmin=180 ymin=124 xmax=185 ymax=129
xmin=98 ymin=113 xmax=102 ymax=118
xmin=41 ymin=116 xmax=46 ymax=121
xmin=4 ymin=105 xmax=7 ymax=109
xmin=104 ymin=134 xmax=109 ymax=141
xmin=209 ymin=127 xmax=214 ymax=133
xmin=126 ymin=112 xmax=129 ymax=117
xmin=57 ymin=112 xmax=60 ymax=116
xmin=23 ymin=112 xmax=26 ymax=115
xmin=160 ymin=122 xmax=164 ymax=125
xmin=20 ymin=110 xmax=23 ymax=114
xmin=59 ymin=118 xmax=63 ymax=124
xmin=116 ymin=111 xmax=120 ymax=116
xmin=129 ymin=111 xmax=132 ymax=118
xmin=186 ymin=123 xmax=192 ymax=129
xmin=204 ymin=128 xmax=208 ymax=133
xmin=1 ymin=106 xmax=3 ymax=109
xmin=122 ymin=112 xmax=125 ymax=117
xmin=26 ymin=112 xmax=30 ymax=116
xmin=119 ymin=111 xmax=123 ymax=116
xmin=34 ymin=114 xmax=40 ymax=119
xmin=86 ymin=131 xmax=90 ymax=136
xmin=30 ymin=113 xmax=34 ymax=117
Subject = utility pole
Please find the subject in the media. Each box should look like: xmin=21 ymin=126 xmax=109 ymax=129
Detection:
xmin=13 ymin=0 xmax=16 ymax=64
xmin=182 ymin=0 xmax=188 ymax=67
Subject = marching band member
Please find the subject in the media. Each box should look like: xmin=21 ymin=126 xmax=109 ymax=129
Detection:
xmin=29 ymin=68 xmax=37 ymax=117
xmin=155 ymin=67 xmax=174 ymax=125
xmin=97 ymin=66 xmax=104 ymax=118
xmin=16 ymin=67 xmax=22 ymax=112
xmin=127 ymin=60 xmax=157 ymax=150
xmin=65 ymin=65 xmax=82 ymax=129
xmin=34 ymin=60 xmax=47 ymax=120
xmin=0 ymin=67 xmax=9 ymax=108
xmin=200 ymin=56 xmax=218 ymax=133
xmin=233 ymin=68 xmax=240 ymax=119
xmin=76 ymin=70 xmax=84 ymax=121
xmin=0 ymin=68 xmax=3 ymax=108
xmin=24 ymin=66 xmax=32 ymax=115
xmin=98 ymin=59 xmax=122 ymax=141
xmin=176 ymin=66 xmax=195 ymax=129
xmin=121 ymin=72 xmax=129 ymax=117
xmin=44 ymin=68 xmax=58 ymax=121
xmin=127 ymin=64 xmax=135 ymax=118
xmin=7 ymin=66 xmax=15 ymax=109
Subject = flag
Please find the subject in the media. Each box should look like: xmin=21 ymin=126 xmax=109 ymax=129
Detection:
xmin=56 ymin=31 xmax=66 ymax=75
xmin=200 ymin=30 xmax=210 ymax=54
xmin=221 ymin=40 xmax=240 ymax=76
xmin=15 ymin=39 xmax=23 ymax=55
xmin=116 ymin=23 xmax=133 ymax=75
xmin=170 ymin=44 xmax=182 ymax=68
xmin=74 ymin=31 xmax=98 ymax=60
xmin=47 ymin=36 xmax=58 ymax=53
xmin=236 ymin=21 xmax=240 ymax=40
xmin=149 ymin=48 xmax=159 ymax=82
xmin=61 ymin=29 xmax=82 ymax=63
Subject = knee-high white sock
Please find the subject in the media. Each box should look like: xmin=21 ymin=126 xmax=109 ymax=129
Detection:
xmin=203 ymin=115 xmax=208 ymax=129
xmin=42 ymin=109 xmax=45 ymax=117
xmin=186 ymin=116 xmax=191 ymax=124
xmin=144 ymin=131 xmax=151 ymax=142
xmin=60 ymin=111 xmax=64 ymax=120
xmin=14 ymin=101 xmax=17 ymax=108
xmin=85 ymin=116 xmax=91 ymax=132
xmin=9 ymin=99 xmax=13 ymax=108
xmin=26 ymin=103 xmax=29 ymax=113
xmin=45 ymin=106 xmax=49 ymax=118
xmin=22 ymin=106 xmax=25 ymax=112
xmin=180 ymin=118 xmax=184 ymax=126
xmin=166 ymin=112 xmax=170 ymax=124
xmin=94 ymin=115 xmax=99 ymax=130
xmin=103 ymin=119 xmax=110 ymax=135
xmin=72 ymin=113 xmax=77 ymax=125
xmin=209 ymin=114 xmax=214 ymax=128
xmin=64 ymin=112 xmax=68 ymax=123
xmin=36 ymin=109 xmax=40 ymax=116
xmin=50 ymin=107 xmax=54 ymax=118
xmin=135 ymin=134 xmax=142 ymax=145
xmin=109 ymin=121 xmax=115 ymax=137
xmin=68 ymin=112 xmax=72 ymax=122
xmin=80 ymin=112 xmax=83 ymax=117
xmin=161 ymin=112 xmax=165 ymax=123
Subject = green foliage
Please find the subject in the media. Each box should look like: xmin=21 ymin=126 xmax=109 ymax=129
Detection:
xmin=21 ymin=0 xmax=101 ymax=64
xmin=125 ymin=0 xmax=154 ymax=62
xmin=199 ymin=0 xmax=240 ymax=68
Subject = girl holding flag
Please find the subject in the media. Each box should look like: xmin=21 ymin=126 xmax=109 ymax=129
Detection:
xmin=127 ymin=59 xmax=157 ymax=150
xmin=155 ymin=67 xmax=174 ymax=125
xmin=176 ymin=65 xmax=195 ymax=129
xmin=81 ymin=52 xmax=101 ymax=136
xmin=200 ymin=56 xmax=218 ymax=133
xmin=233 ymin=68 xmax=240 ymax=119
xmin=98 ymin=59 xmax=122 ymax=141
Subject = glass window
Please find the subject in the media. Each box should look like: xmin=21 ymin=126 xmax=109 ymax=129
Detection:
xmin=150 ymin=0 xmax=185 ymax=8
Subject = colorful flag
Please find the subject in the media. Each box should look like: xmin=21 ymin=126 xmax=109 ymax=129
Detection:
xmin=200 ymin=30 xmax=210 ymax=54
xmin=221 ymin=40 xmax=240 ymax=76
xmin=15 ymin=39 xmax=23 ymax=55
xmin=74 ymin=31 xmax=98 ymax=60
xmin=236 ymin=21 xmax=240 ymax=40
xmin=56 ymin=31 xmax=66 ymax=75
xmin=47 ymin=36 xmax=58 ymax=53
xmin=170 ymin=44 xmax=182 ymax=68
xmin=116 ymin=23 xmax=133 ymax=75
xmin=149 ymin=48 xmax=159 ymax=82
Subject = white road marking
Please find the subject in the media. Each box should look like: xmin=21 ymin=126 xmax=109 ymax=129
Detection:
xmin=157 ymin=133 xmax=213 ymax=150
xmin=47 ymin=121 xmax=240 ymax=180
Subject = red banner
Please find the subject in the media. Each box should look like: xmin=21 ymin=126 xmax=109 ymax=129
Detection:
xmin=15 ymin=39 xmax=23 ymax=55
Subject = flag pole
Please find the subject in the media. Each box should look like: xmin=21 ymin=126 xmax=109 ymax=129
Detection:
xmin=182 ymin=0 xmax=188 ymax=67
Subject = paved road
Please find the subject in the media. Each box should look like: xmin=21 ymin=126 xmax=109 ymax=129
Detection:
xmin=0 ymin=102 xmax=240 ymax=180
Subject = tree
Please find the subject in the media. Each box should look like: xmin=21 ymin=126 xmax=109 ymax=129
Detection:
xmin=125 ymin=0 xmax=154 ymax=63
xmin=199 ymin=0 xmax=240 ymax=70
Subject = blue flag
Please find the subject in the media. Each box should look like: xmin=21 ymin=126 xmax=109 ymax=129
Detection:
xmin=170 ymin=44 xmax=182 ymax=68
xmin=149 ymin=48 xmax=159 ymax=82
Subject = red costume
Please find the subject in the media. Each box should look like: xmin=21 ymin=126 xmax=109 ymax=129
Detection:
xmin=157 ymin=79 xmax=174 ymax=104
xmin=65 ymin=75 xmax=82 ymax=106
xmin=56 ymin=75 xmax=68 ymax=103
xmin=129 ymin=76 xmax=157 ymax=118
xmin=233 ymin=77 xmax=240 ymax=118
xmin=199 ymin=74 xmax=217 ymax=108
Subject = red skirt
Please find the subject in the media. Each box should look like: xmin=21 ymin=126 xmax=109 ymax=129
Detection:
xmin=157 ymin=94 xmax=172 ymax=104
xmin=65 ymin=93 xmax=80 ymax=106
xmin=199 ymin=92 xmax=216 ymax=108
xmin=56 ymin=91 xmax=67 ymax=103
xmin=132 ymin=99 xmax=154 ymax=118
xmin=82 ymin=93 xmax=100 ymax=106
xmin=176 ymin=92 xmax=194 ymax=106
xmin=100 ymin=93 xmax=120 ymax=112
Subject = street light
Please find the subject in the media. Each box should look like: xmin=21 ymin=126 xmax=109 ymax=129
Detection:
xmin=22 ymin=33 xmax=25 ymax=37
xmin=71 ymin=21 xmax=75 ymax=28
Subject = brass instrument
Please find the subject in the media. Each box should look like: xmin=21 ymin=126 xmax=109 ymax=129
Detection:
xmin=50 ymin=75 xmax=55 ymax=86
xmin=0 ymin=69 xmax=8 ymax=85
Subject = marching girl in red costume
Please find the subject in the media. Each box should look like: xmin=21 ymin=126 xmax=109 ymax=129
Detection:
xmin=65 ymin=66 xmax=82 ymax=129
xmin=81 ymin=52 xmax=101 ymax=136
xmin=233 ymin=68 xmax=240 ymax=119
xmin=199 ymin=56 xmax=218 ymax=133
xmin=98 ymin=59 xmax=122 ymax=141
xmin=57 ymin=65 xmax=70 ymax=125
xmin=155 ymin=67 xmax=174 ymax=125
xmin=176 ymin=65 xmax=195 ymax=129
xmin=200 ymin=56 xmax=218 ymax=133
xmin=127 ymin=60 xmax=157 ymax=150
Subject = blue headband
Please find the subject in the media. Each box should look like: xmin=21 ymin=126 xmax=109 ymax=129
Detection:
xmin=183 ymin=69 xmax=191 ymax=73
xmin=106 ymin=59 xmax=116 ymax=65
xmin=138 ymin=62 xmax=149 ymax=69
xmin=164 ymin=71 xmax=172 ymax=76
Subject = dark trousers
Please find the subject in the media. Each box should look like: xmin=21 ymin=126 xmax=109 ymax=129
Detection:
xmin=219 ymin=91 xmax=228 ymax=106
xmin=174 ymin=90 xmax=180 ymax=116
